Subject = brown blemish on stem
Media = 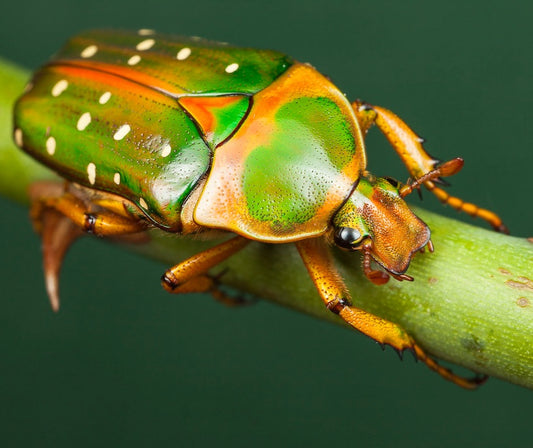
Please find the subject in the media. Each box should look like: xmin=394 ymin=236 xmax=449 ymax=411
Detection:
xmin=517 ymin=297 xmax=530 ymax=308
xmin=498 ymin=268 xmax=512 ymax=276
xmin=506 ymin=278 xmax=533 ymax=292
xmin=428 ymin=277 xmax=438 ymax=284
xmin=527 ymin=237 xmax=533 ymax=244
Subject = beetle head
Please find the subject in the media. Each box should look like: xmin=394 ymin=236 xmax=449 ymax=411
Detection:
xmin=332 ymin=175 xmax=430 ymax=284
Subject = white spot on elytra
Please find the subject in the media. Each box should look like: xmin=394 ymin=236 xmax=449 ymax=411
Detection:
xmin=161 ymin=143 xmax=171 ymax=157
xmin=87 ymin=162 xmax=96 ymax=185
xmin=99 ymin=91 xmax=112 ymax=104
xmin=46 ymin=136 xmax=56 ymax=155
xmin=139 ymin=197 xmax=148 ymax=209
xmin=225 ymin=63 xmax=239 ymax=73
xmin=136 ymin=38 xmax=155 ymax=51
xmin=138 ymin=29 xmax=155 ymax=36
xmin=77 ymin=112 xmax=92 ymax=131
xmin=128 ymin=55 xmax=141 ymax=66
xmin=51 ymin=79 xmax=68 ymax=97
xmin=113 ymin=172 xmax=121 ymax=185
xmin=176 ymin=47 xmax=191 ymax=60
xmin=114 ymin=124 xmax=131 ymax=140
xmin=81 ymin=45 xmax=98 ymax=58
xmin=14 ymin=128 xmax=23 ymax=147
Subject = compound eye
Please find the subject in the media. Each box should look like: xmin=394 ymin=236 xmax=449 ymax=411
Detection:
xmin=334 ymin=227 xmax=363 ymax=250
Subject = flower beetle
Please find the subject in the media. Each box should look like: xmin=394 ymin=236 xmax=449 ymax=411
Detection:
xmin=13 ymin=29 xmax=507 ymax=388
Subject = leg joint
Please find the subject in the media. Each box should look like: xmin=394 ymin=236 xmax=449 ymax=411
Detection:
xmin=161 ymin=271 xmax=179 ymax=292
xmin=327 ymin=297 xmax=351 ymax=314
xmin=83 ymin=213 xmax=96 ymax=233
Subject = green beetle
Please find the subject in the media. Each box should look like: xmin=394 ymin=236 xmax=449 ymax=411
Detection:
xmin=13 ymin=29 xmax=507 ymax=388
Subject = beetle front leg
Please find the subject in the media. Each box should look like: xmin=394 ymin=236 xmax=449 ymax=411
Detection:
xmin=352 ymin=100 xmax=508 ymax=233
xmin=161 ymin=236 xmax=251 ymax=306
xmin=295 ymin=237 xmax=487 ymax=389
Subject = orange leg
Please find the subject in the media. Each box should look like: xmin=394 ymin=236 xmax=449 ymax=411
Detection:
xmin=30 ymin=181 xmax=148 ymax=310
xmin=352 ymin=100 xmax=508 ymax=233
xmin=39 ymin=208 xmax=83 ymax=312
xmin=31 ymin=186 xmax=146 ymax=237
xmin=296 ymin=237 xmax=487 ymax=389
xmin=161 ymin=236 xmax=251 ymax=305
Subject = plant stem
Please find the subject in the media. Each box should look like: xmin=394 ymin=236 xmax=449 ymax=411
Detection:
xmin=1 ymin=58 xmax=532 ymax=388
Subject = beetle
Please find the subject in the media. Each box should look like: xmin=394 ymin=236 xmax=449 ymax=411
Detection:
xmin=13 ymin=29 xmax=507 ymax=388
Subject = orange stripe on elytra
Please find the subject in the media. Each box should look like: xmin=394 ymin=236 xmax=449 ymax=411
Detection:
xmin=51 ymin=60 xmax=188 ymax=97
xmin=48 ymin=64 xmax=180 ymax=107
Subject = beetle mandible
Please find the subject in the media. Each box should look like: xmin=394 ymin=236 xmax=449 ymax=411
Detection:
xmin=13 ymin=29 xmax=508 ymax=388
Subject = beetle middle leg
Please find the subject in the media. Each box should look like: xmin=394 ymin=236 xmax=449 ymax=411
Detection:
xmin=161 ymin=236 xmax=251 ymax=306
xmin=295 ymin=237 xmax=487 ymax=389
xmin=352 ymin=100 xmax=508 ymax=233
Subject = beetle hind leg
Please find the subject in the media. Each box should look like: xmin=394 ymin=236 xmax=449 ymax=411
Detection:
xmin=296 ymin=237 xmax=486 ymax=389
xmin=161 ymin=236 xmax=252 ymax=306
xmin=38 ymin=208 xmax=83 ymax=311
xmin=30 ymin=181 xmax=148 ymax=310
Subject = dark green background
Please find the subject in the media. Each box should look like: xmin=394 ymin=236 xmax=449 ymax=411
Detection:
xmin=1 ymin=1 xmax=532 ymax=447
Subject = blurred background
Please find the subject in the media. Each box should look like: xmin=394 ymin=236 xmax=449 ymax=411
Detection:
xmin=0 ymin=0 xmax=531 ymax=446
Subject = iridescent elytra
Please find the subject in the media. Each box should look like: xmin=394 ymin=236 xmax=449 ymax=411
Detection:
xmin=13 ymin=29 xmax=508 ymax=388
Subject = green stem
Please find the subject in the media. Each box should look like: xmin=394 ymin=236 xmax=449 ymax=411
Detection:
xmin=1 ymin=57 xmax=532 ymax=388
